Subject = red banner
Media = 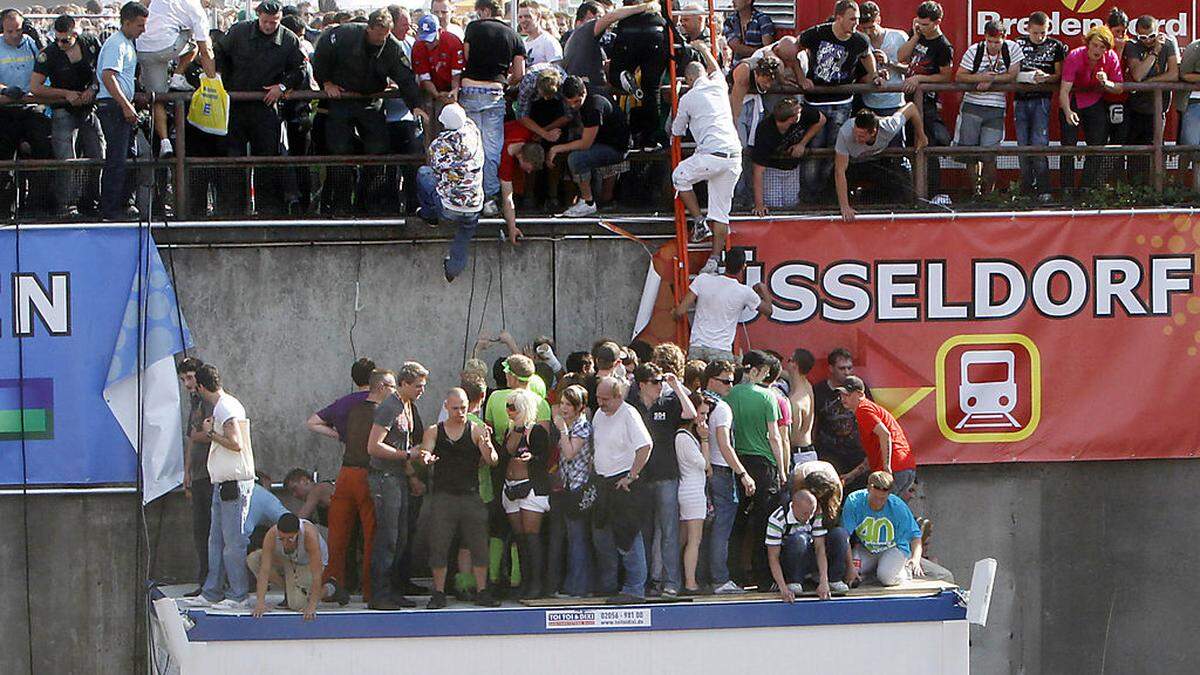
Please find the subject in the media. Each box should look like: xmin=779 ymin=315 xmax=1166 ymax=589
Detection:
xmin=649 ymin=212 xmax=1200 ymax=463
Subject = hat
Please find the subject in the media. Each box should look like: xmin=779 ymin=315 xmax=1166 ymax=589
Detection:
xmin=257 ymin=0 xmax=283 ymax=14
xmin=833 ymin=375 xmax=866 ymax=394
xmin=439 ymin=103 xmax=467 ymax=130
xmin=417 ymin=14 xmax=439 ymax=41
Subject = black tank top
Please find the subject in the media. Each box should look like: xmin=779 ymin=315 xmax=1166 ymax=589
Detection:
xmin=432 ymin=421 xmax=480 ymax=495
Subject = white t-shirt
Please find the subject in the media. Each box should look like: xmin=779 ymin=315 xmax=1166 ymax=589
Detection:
xmin=689 ymin=273 xmax=761 ymax=352
xmin=592 ymin=401 xmax=653 ymax=477
xmin=524 ymin=31 xmax=562 ymax=66
xmin=707 ymin=398 xmax=733 ymax=467
xmin=138 ymin=0 xmax=211 ymax=53
xmin=672 ymin=73 xmax=741 ymax=156
xmin=207 ymin=392 xmax=255 ymax=483
xmin=959 ymin=40 xmax=1023 ymax=108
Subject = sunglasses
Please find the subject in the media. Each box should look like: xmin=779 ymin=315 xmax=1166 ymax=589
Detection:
xmin=713 ymin=377 xmax=734 ymax=385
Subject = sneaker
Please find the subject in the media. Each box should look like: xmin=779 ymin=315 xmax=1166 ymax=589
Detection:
xmin=212 ymin=598 xmax=251 ymax=611
xmin=552 ymin=591 xmax=573 ymax=600
xmin=159 ymin=139 xmax=174 ymax=159
xmin=427 ymin=591 xmax=448 ymax=610
xmin=416 ymin=207 xmax=440 ymax=227
xmin=786 ymin=582 xmax=805 ymax=595
xmin=330 ymin=584 xmax=350 ymax=607
xmin=605 ymin=593 xmax=645 ymax=605
xmin=712 ymin=580 xmax=746 ymax=595
xmin=168 ymin=73 xmax=194 ymax=91
xmin=180 ymin=595 xmax=215 ymax=607
xmin=475 ymin=589 xmax=501 ymax=608
xmin=443 ymin=257 xmax=455 ymax=283
xmin=689 ymin=217 xmax=711 ymax=243
xmin=697 ymin=256 xmax=719 ymax=276
xmin=829 ymin=581 xmax=850 ymax=596
xmin=619 ymin=71 xmax=643 ymax=100
xmin=1038 ymin=193 xmax=1053 ymax=203
xmin=182 ymin=587 xmax=203 ymax=598
xmin=931 ymin=193 xmax=952 ymax=207
xmin=661 ymin=587 xmax=679 ymax=599
xmin=561 ymin=201 xmax=597 ymax=218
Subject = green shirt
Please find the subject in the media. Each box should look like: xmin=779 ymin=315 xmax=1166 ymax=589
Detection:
xmin=724 ymin=382 xmax=780 ymax=465
xmin=483 ymin=388 xmax=552 ymax=444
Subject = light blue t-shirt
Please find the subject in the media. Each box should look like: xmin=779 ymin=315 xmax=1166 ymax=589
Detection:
xmin=97 ymin=31 xmax=137 ymax=101
xmin=841 ymin=489 xmax=921 ymax=556
xmin=243 ymin=484 xmax=289 ymax=534
xmin=0 ymin=35 xmax=37 ymax=90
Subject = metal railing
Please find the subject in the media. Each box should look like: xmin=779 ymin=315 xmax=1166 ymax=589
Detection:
xmin=0 ymin=81 xmax=1195 ymax=221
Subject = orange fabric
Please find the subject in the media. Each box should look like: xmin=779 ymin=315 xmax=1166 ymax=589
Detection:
xmin=322 ymin=466 xmax=375 ymax=600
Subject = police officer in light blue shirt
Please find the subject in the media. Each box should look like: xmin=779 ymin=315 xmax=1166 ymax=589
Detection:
xmin=0 ymin=8 xmax=52 ymax=213
xmin=96 ymin=1 xmax=148 ymax=220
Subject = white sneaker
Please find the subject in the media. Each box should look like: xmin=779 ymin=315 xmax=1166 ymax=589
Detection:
xmin=689 ymin=217 xmax=712 ymax=243
xmin=786 ymin=582 xmax=805 ymax=595
xmin=697 ymin=256 xmax=719 ymax=275
xmin=931 ymin=193 xmax=952 ymax=207
xmin=211 ymin=598 xmax=251 ymax=611
xmin=168 ymin=73 xmax=194 ymax=91
xmin=561 ymin=201 xmax=597 ymax=217
xmin=159 ymin=139 xmax=174 ymax=158
xmin=180 ymin=595 xmax=214 ymax=607
xmin=829 ymin=581 xmax=849 ymax=595
xmin=713 ymin=580 xmax=746 ymax=595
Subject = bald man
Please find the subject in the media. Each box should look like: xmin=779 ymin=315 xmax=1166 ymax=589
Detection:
xmin=765 ymin=487 xmax=851 ymax=602
xmin=416 ymin=388 xmax=500 ymax=608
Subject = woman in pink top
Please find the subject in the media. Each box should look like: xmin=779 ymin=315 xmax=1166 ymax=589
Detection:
xmin=1059 ymin=25 xmax=1124 ymax=189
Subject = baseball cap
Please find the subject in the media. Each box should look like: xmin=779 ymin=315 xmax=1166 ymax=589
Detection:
xmin=418 ymin=14 xmax=439 ymax=41
xmin=833 ymin=375 xmax=866 ymax=394
xmin=257 ymin=0 xmax=283 ymax=14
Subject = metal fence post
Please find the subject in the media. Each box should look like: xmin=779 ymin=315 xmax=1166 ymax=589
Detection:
xmin=1153 ymin=89 xmax=1164 ymax=196
xmin=174 ymin=97 xmax=188 ymax=219
xmin=913 ymin=88 xmax=928 ymax=201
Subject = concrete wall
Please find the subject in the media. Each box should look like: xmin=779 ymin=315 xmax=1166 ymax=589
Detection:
xmin=3 ymin=235 xmax=1197 ymax=673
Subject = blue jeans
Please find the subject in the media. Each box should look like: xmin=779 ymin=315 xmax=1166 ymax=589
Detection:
xmin=706 ymin=468 xmax=739 ymax=586
xmin=1015 ymin=97 xmax=1051 ymax=193
xmin=566 ymin=143 xmax=624 ymax=182
xmin=802 ymin=102 xmax=852 ymax=196
xmin=1183 ymin=103 xmax=1200 ymax=146
xmin=201 ymin=479 xmax=255 ymax=602
xmin=97 ymin=101 xmax=134 ymax=218
xmin=642 ymin=478 xmax=681 ymax=592
xmin=593 ymin=522 xmax=648 ymax=597
xmin=369 ymin=470 xmax=409 ymax=601
xmin=780 ymin=526 xmax=850 ymax=584
xmin=564 ymin=514 xmax=593 ymax=597
xmin=459 ymin=86 xmax=505 ymax=198
xmin=417 ymin=165 xmax=482 ymax=278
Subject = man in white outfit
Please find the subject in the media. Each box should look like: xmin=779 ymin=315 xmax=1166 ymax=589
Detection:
xmin=670 ymin=41 xmax=742 ymax=273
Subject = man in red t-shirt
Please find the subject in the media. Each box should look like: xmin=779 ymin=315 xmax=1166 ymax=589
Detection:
xmin=836 ymin=375 xmax=917 ymax=500
xmin=498 ymin=119 xmax=544 ymax=244
xmin=412 ymin=14 xmax=464 ymax=105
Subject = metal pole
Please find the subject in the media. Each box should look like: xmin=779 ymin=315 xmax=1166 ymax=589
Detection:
xmin=914 ymin=87 xmax=928 ymax=200
xmin=1153 ymin=89 xmax=1164 ymax=195
xmin=173 ymin=99 xmax=188 ymax=219
xmin=666 ymin=0 xmax=690 ymax=347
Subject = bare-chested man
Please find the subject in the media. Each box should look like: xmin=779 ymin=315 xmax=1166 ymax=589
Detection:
xmin=786 ymin=348 xmax=816 ymax=472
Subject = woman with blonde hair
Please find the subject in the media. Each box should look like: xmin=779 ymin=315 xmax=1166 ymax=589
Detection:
xmin=1059 ymin=24 xmax=1124 ymax=188
xmin=502 ymin=388 xmax=552 ymax=598
xmin=549 ymin=384 xmax=595 ymax=597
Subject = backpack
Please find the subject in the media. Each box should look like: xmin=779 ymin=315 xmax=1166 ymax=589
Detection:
xmin=970 ymin=40 xmax=1010 ymax=74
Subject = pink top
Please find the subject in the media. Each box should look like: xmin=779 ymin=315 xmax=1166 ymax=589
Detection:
xmin=1062 ymin=46 xmax=1124 ymax=110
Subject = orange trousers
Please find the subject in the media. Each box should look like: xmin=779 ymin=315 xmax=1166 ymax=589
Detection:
xmin=322 ymin=466 xmax=375 ymax=600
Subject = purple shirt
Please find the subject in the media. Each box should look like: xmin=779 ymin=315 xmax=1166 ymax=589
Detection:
xmin=317 ymin=390 xmax=370 ymax=440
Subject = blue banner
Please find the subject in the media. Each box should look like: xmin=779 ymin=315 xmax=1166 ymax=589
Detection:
xmin=0 ymin=225 xmax=190 ymax=486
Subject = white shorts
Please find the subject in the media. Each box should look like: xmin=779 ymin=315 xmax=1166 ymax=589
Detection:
xmin=672 ymin=152 xmax=741 ymax=224
xmin=501 ymin=480 xmax=550 ymax=514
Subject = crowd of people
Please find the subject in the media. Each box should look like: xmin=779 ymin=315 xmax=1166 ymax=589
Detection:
xmin=0 ymin=0 xmax=1192 ymax=226
xmin=176 ymin=245 xmax=952 ymax=617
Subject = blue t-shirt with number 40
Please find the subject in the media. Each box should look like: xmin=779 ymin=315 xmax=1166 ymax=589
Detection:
xmin=841 ymin=489 xmax=921 ymax=556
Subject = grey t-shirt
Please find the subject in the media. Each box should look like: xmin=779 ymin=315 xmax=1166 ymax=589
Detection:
xmin=187 ymin=394 xmax=213 ymax=483
xmin=370 ymin=393 xmax=423 ymax=472
xmin=563 ymin=19 xmax=608 ymax=91
xmin=1123 ymin=37 xmax=1178 ymax=114
xmin=834 ymin=110 xmax=905 ymax=162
